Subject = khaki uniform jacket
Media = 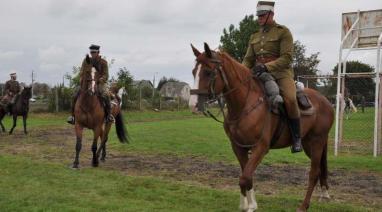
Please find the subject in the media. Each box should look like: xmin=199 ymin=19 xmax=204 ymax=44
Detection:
xmin=242 ymin=22 xmax=294 ymax=80
xmin=80 ymin=56 xmax=109 ymax=86
xmin=4 ymin=80 xmax=21 ymax=96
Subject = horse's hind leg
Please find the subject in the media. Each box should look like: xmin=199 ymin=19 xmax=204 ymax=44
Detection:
xmin=298 ymin=135 xmax=326 ymax=211
xmin=72 ymin=125 xmax=83 ymax=169
xmin=9 ymin=115 xmax=17 ymax=135
xmin=318 ymin=137 xmax=330 ymax=201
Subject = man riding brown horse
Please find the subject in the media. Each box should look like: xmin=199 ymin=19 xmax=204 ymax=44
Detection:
xmin=242 ymin=1 xmax=302 ymax=153
xmin=0 ymin=73 xmax=21 ymax=113
xmin=67 ymin=44 xmax=115 ymax=124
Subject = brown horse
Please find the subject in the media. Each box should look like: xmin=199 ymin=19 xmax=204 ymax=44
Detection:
xmin=73 ymin=57 xmax=129 ymax=168
xmin=189 ymin=43 xmax=334 ymax=212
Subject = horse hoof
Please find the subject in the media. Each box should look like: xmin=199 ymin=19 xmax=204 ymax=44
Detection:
xmin=92 ymin=162 xmax=99 ymax=167
xmin=72 ymin=164 xmax=79 ymax=169
xmin=296 ymin=207 xmax=306 ymax=212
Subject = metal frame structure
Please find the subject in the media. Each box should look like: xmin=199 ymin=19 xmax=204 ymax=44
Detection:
xmin=334 ymin=10 xmax=382 ymax=157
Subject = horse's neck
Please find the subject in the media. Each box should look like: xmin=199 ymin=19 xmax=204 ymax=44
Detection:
xmin=78 ymin=91 xmax=98 ymax=110
xmin=221 ymin=57 xmax=263 ymax=117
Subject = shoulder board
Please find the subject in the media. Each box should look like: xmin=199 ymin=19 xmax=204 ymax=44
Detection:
xmin=276 ymin=24 xmax=285 ymax=29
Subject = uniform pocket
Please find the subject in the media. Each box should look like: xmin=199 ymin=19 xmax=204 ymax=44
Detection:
xmin=250 ymin=38 xmax=262 ymax=52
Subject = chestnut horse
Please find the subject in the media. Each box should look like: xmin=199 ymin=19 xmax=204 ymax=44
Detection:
xmin=72 ymin=57 xmax=129 ymax=168
xmin=189 ymin=43 xmax=334 ymax=212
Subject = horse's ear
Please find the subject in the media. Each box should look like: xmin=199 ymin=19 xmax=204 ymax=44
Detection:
xmin=191 ymin=44 xmax=201 ymax=57
xmin=204 ymin=42 xmax=212 ymax=58
xmin=85 ymin=54 xmax=91 ymax=64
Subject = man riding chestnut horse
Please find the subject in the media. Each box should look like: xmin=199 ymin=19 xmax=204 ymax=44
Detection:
xmin=242 ymin=1 xmax=302 ymax=153
xmin=67 ymin=44 xmax=115 ymax=125
xmin=189 ymin=1 xmax=333 ymax=211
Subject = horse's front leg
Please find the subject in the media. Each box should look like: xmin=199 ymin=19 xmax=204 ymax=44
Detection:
xmin=91 ymin=127 xmax=102 ymax=167
xmin=239 ymin=142 xmax=268 ymax=212
xmin=0 ymin=113 xmax=5 ymax=132
xmin=230 ymin=141 xmax=252 ymax=211
xmin=22 ymin=114 xmax=28 ymax=134
xmin=9 ymin=115 xmax=17 ymax=135
xmin=97 ymin=123 xmax=111 ymax=162
xmin=72 ymin=125 xmax=83 ymax=168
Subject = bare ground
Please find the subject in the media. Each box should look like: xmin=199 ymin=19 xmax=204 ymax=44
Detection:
xmin=0 ymin=127 xmax=381 ymax=208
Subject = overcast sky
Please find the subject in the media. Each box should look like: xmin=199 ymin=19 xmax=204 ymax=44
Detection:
xmin=0 ymin=0 xmax=381 ymax=86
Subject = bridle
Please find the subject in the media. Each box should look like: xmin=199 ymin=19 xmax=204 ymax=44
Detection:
xmin=190 ymin=53 xmax=265 ymax=125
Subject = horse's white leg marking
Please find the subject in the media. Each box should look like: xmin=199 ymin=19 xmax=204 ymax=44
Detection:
xmin=319 ymin=186 xmax=330 ymax=201
xmin=246 ymin=189 xmax=258 ymax=211
xmin=188 ymin=64 xmax=201 ymax=111
xmin=91 ymin=67 xmax=96 ymax=93
xmin=239 ymin=193 xmax=249 ymax=211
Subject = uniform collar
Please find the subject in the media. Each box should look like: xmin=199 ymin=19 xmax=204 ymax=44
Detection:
xmin=261 ymin=21 xmax=277 ymax=32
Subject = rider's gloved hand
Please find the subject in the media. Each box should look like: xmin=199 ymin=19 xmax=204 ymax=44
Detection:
xmin=251 ymin=63 xmax=268 ymax=77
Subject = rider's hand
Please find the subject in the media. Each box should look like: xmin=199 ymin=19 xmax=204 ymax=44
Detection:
xmin=251 ymin=63 xmax=268 ymax=77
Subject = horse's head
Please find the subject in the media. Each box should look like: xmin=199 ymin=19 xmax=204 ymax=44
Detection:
xmin=22 ymin=86 xmax=32 ymax=99
xmin=81 ymin=55 xmax=99 ymax=96
xmin=189 ymin=43 xmax=226 ymax=112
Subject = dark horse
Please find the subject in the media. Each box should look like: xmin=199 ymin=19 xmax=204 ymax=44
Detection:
xmin=189 ymin=43 xmax=334 ymax=212
xmin=0 ymin=86 xmax=32 ymax=134
xmin=72 ymin=57 xmax=129 ymax=168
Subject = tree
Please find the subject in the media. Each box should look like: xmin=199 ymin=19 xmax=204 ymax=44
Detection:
xmin=116 ymin=67 xmax=134 ymax=90
xmin=329 ymin=61 xmax=375 ymax=103
xmin=292 ymin=41 xmax=320 ymax=89
xmin=156 ymin=77 xmax=180 ymax=91
xmin=220 ymin=15 xmax=259 ymax=61
xmin=220 ymin=15 xmax=321 ymax=88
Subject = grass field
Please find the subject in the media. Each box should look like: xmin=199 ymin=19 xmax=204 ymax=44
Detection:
xmin=0 ymin=109 xmax=381 ymax=211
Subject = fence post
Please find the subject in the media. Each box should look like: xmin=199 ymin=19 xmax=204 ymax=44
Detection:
xmin=55 ymin=87 xmax=59 ymax=113
xmin=139 ymin=85 xmax=142 ymax=110
xmin=159 ymin=95 xmax=162 ymax=110
xmin=177 ymin=96 xmax=180 ymax=111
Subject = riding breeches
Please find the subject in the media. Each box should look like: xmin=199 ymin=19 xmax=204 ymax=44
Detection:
xmin=276 ymin=77 xmax=300 ymax=119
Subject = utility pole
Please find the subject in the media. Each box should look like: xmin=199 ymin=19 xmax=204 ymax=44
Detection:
xmin=152 ymin=72 xmax=158 ymax=99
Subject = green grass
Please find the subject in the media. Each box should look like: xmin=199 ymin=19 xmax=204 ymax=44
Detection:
xmin=1 ymin=110 xmax=381 ymax=173
xmin=0 ymin=154 xmax=374 ymax=212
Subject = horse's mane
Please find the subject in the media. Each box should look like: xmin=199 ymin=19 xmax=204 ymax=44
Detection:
xmin=218 ymin=51 xmax=263 ymax=92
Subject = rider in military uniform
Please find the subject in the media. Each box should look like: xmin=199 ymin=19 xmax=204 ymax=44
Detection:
xmin=67 ymin=44 xmax=115 ymax=124
xmin=242 ymin=1 xmax=302 ymax=153
xmin=1 ymin=73 xmax=21 ymax=112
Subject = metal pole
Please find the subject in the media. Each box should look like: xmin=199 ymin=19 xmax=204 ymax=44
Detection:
xmin=334 ymin=12 xmax=360 ymax=156
xmin=335 ymin=49 xmax=343 ymax=156
xmin=374 ymin=33 xmax=382 ymax=157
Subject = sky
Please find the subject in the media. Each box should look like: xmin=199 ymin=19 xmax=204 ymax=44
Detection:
xmin=0 ymin=0 xmax=381 ymax=87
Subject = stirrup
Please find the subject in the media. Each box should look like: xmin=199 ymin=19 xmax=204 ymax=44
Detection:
xmin=67 ymin=116 xmax=75 ymax=125
xmin=106 ymin=115 xmax=115 ymax=123
xmin=291 ymin=139 xmax=303 ymax=153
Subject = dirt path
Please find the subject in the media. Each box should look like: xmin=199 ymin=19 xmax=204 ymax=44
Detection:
xmin=0 ymin=127 xmax=381 ymax=207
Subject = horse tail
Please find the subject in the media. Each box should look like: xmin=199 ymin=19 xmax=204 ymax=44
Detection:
xmin=115 ymin=112 xmax=129 ymax=143
xmin=320 ymin=141 xmax=328 ymax=189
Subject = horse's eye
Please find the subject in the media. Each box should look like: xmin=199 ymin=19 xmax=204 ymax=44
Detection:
xmin=204 ymin=70 xmax=214 ymax=77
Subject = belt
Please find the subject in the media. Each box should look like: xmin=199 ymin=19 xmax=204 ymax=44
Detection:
xmin=256 ymin=55 xmax=278 ymax=64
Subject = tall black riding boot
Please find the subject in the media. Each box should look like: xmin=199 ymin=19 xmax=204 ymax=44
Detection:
xmin=104 ymin=96 xmax=115 ymax=123
xmin=67 ymin=91 xmax=79 ymax=125
xmin=289 ymin=118 xmax=303 ymax=153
